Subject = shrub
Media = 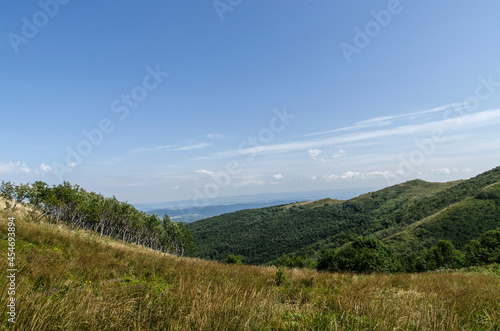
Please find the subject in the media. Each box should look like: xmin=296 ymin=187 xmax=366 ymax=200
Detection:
xmin=465 ymin=229 xmax=500 ymax=266
xmin=273 ymin=254 xmax=314 ymax=269
xmin=223 ymin=254 xmax=243 ymax=265
xmin=275 ymin=267 xmax=287 ymax=286
xmin=409 ymin=240 xmax=465 ymax=272
xmin=317 ymin=237 xmax=401 ymax=274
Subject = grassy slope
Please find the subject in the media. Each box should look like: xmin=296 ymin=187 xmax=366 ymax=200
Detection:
xmin=187 ymin=167 xmax=500 ymax=265
xmin=1 ymin=207 xmax=500 ymax=330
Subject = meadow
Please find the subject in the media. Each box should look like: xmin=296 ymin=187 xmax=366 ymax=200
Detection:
xmin=1 ymin=205 xmax=499 ymax=330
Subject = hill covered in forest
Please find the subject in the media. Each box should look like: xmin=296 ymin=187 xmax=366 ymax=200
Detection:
xmin=186 ymin=166 xmax=500 ymax=266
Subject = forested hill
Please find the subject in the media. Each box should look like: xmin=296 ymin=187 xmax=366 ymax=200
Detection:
xmin=186 ymin=166 xmax=500 ymax=265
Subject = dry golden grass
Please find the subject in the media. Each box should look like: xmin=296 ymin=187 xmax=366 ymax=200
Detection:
xmin=0 ymin=198 xmax=32 ymax=216
xmin=0 ymin=208 xmax=499 ymax=330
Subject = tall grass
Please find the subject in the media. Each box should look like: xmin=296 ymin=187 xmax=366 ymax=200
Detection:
xmin=0 ymin=207 xmax=499 ymax=330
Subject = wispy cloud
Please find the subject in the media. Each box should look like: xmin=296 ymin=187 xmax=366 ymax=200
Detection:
xmin=194 ymin=169 xmax=266 ymax=188
xmin=134 ymin=143 xmax=211 ymax=153
xmin=354 ymin=103 xmax=463 ymax=126
xmin=366 ymin=171 xmax=392 ymax=178
xmin=341 ymin=171 xmax=363 ymax=179
xmin=232 ymin=179 xmax=265 ymax=188
xmin=133 ymin=145 xmax=176 ymax=152
xmin=305 ymin=102 xmax=463 ymax=137
xmin=432 ymin=168 xmax=451 ymax=175
xmin=195 ymin=169 xmax=215 ymax=176
xmin=173 ymin=143 xmax=211 ymax=151
xmin=308 ymin=149 xmax=322 ymax=160
xmin=194 ymin=107 xmax=500 ymax=161
xmin=324 ymin=170 xmax=393 ymax=181
xmin=332 ymin=149 xmax=346 ymax=159
xmin=207 ymin=133 xmax=224 ymax=139
xmin=323 ymin=174 xmax=338 ymax=181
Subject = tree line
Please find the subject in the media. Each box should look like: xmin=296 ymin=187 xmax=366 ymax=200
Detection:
xmin=0 ymin=181 xmax=196 ymax=256
xmin=313 ymin=231 xmax=500 ymax=274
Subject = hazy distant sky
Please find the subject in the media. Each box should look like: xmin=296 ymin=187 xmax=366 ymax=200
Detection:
xmin=2 ymin=1 xmax=500 ymax=204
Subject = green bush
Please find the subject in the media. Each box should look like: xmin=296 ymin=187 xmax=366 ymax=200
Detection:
xmin=275 ymin=267 xmax=287 ymax=286
xmin=317 ymin=237 xmax=401 ymax=274
xmin=223 ymin=254 xmax=243 ymax=265
xmin=408 ymin=240 xmax=465 ymax=272
xmin=273 ymin=254 xmax=314 ymax=269
xmin=465 ymin=229 xmax=500 ymax=266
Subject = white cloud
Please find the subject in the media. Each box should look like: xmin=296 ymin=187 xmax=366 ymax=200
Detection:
xmin=323 ymin=174 xmax=338 ymax=181
xmin=232 ymin=180 xmax=265 ymax=188
xmin=273 ymin=173 xmax=284 ymax=180
xmin=195 ymin=170 xmax=266 ymax=188
xmin=134 ymin=143 xmax=211 ymax=153
xmin=170 ymin=143 xmax=211 ymax=151
xmin=0 ymin=161 xmax=31 ymax=174
xmin=341 ymin=171 xmax=363 ymax=179
xmin=324 ymin=170 xmax=392 ymax=181
xmin=311 ymin=176 xmax=317 ymax=180
xmin=195 ymin=169 xmax=214 ymax=176
xmin=366 ymin=171 xmax=392 ymax=178
xmin=133 ymin=145 xmax=176 ymax=152
xmin=35 ymin=163 xmax=53 ymax=175
xmin=326 ymin=170 xmax=394 ymax=181
xmin=39 ymin=163 xmax=53 ymax=173
xmin=308 ymin=149 xmax=322 ymax=160
xmin=354 ymin=103 xmax=463 ymax=126
xmin=332 ymin=149 xmax=346 ymax=159
xmin=207 ymin=133 xmax=224 ymax=139
xmin=432 ymin=168 xmax=451 ymax=174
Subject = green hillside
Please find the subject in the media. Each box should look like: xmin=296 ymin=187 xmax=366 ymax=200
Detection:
xmin=187 ymin=166 xmax=500 ymax=265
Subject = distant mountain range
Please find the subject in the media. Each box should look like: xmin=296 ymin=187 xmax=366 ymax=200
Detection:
xmin=136 ymin=188 xmax=372 ymax=222
xmin=186 ymin=166 xmax=500 ymax=265
xmin=147 ymin=201 xmax=297 ymax=223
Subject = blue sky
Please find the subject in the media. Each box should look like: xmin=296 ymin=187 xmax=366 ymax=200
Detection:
xmin=1 ymin=0 xmax=500 ymax=204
